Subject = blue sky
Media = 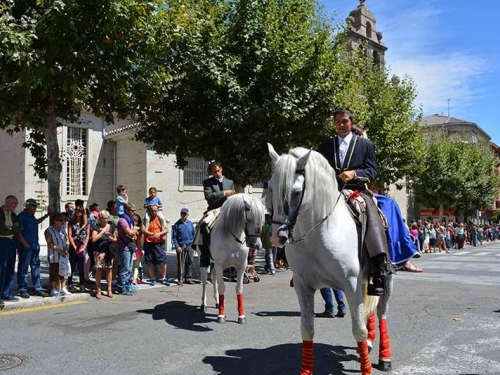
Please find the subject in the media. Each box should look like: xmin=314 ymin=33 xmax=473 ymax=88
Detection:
xmin=321 ymin=0 xmax=500 ymax=145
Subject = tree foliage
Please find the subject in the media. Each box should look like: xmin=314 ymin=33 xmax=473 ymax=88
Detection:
xmin=135 ymin=0 xmax=423 ymax=188
xmin=0 ymin=0 xmax=168 ymax=211
xmin=412 ymin=133 xmax=500 ymax=218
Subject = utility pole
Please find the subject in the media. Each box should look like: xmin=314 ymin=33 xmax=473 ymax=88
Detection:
xmin=447 ymin=98 xmax=451 ymax=117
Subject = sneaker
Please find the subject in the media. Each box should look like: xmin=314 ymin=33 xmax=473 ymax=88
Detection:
xmin=3 ymin=295 xmax=19 ymax=302
xmin=68 ymin=285 xmax=78 ymax=293
xmin=34 ymin=290 xmax=49 ymax=298
xmin=150 ymin=279 xmax=157 ymax=286
xmin=271 ymin=270 xmax=276 ymax=275
xmin=20 ymin=291 xmax=30 ymax=299
xmin=161 ymin=279 xmax=171 ymax=286
xmin=128 ymin=285 xmax=139 ymax=292
xmin=60 ymin=287 xmax=72 ymax=296
xmin=50 ymin=289 xmax=60 ymax=297
xmin=184 ymin=279 xmax=195 ymax=285
xmin=121 ymin=291 xmax=134 ymax=296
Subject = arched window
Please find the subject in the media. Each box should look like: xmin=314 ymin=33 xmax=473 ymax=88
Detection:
xmin=366 ymin=21 xmax=372 ymax=39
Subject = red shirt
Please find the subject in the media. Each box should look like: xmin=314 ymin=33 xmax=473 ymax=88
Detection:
xmin=145 ymin=216 xmax=163 ymax=244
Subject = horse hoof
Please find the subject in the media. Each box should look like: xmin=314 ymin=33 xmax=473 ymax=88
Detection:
xmin=217 ymin=316 xmax=226 ymax=324
xmin=367 ymin=343 xmax=373 ymax=353
xmin=254 ymin=276 xmax=260 ymax=282
xmin=238 ymin=317 xmax=247 ymax=324
xmin=200 ymin=305 xmax=207 ymax=313
xmin=378 ymin=360 xmax=392 ymax=372
xmin=215 ymin=303 xmax=219 ymax=309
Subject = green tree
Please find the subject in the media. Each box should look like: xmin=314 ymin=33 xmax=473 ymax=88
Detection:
xmin=135 ymin=1 xmax=422 ymax=188
xmin=0 ymin=0 xmax=168 ymax=211
xmin=412 ymin=133 xmax=500 ymax=219
xmin=135 ymin=0 xmax=343 ymax=186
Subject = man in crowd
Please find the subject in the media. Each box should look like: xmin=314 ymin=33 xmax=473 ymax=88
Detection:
xmin=16 ymin=199 xmax=50 ymax=298
xmin=116 ymin=203 xmax=139 ymax=295
xmin=141 ymin=204 xmax=170 ymax=286
xmin=0 ymin=195 xmax=22 ymax=305
xmin=172 ymin=208 xmax=195 ymax=285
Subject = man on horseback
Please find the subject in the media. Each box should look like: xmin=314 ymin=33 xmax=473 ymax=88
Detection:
xmin=198 ymin=161 xmax=236 ymax=268
xmin=318 ymin=107 xmax=390 ymax=296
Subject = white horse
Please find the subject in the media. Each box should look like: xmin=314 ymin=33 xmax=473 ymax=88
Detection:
xmin=197 ymin=193 xmax=265 ymax=324
xmin=267 ymin=144 xmax=393 ymax=375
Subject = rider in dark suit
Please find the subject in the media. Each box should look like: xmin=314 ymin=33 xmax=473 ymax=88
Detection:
xmin=203 ymin=162 xmax=236 ymax=211
xmin=199 ymin=161 xmax=236 ymax=267
xmin=318 ymin=108 xmax=390 ymax=296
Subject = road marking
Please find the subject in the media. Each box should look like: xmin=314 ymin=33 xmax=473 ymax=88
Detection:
xmin=453 ymin=251 xmax=471 ymax=255
xmin=474 ymin=252 xmax=491 ymax=256
xmin=0 ymin=300 xmax=88 ymax=316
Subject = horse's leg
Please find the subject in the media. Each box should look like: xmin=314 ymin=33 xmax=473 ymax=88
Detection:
xmin=366 ymin=311 xmax=376 ymax=352
xmin=377 ymin=274 xmax=393 ymax=372
xmin=235 ymin=261 xmax=247 ymax=324
xmin=293 ymin=276 xmax=315 ymax=375
xmin=215 ymin=263 xmax=226 ymax=324
xmin=211 ymin=266 xmax=219 ymax=308
xmin=344 ymin=279 xmax=372 ymax=375
xmin=200 ymin=266 xmax=207 ymax=313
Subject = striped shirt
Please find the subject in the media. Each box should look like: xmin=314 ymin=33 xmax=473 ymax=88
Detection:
xmin=46 ymin=226 xmax=68 ymax=263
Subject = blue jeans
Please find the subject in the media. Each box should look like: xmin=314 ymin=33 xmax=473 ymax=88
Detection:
xmin=0 ymin=238 xmax=17 ymax=299
xmin=320 ymin=288 xmax=346 ymax=314
xmin=17 ymin=242 xmax=43 ymax=293
xmin=264 ymin=246 xmax=276 ymax=272
xmin=117 ymin=247 xmax=134 ymax=293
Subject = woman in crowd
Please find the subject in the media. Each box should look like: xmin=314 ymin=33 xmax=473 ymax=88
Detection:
xmin=428 ymin=223 xmax=437 ymax=253
xmin=68 ymin=205 xmax=91 ymax=293
xmin=91 ymin=210 xmax=117 ymax=299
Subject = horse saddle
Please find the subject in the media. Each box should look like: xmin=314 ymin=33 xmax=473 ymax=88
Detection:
xmin=193 ymin=208 xmax=222 ymax=246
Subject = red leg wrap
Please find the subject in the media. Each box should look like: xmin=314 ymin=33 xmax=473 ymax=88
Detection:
xmin=357 ymin=341 xmax=372 ymax=375
xmin=237 ymin=294 xmax=244 ymax=316
xmin=218 ymin=294 xmax=225 ymax=316
xmin=379 ymin=318 xmax=392 ymax=361
xmin=300 ymin=340 xmax=314 ymax=375
xmin=367 ymin=311 xmax=376 ymax=342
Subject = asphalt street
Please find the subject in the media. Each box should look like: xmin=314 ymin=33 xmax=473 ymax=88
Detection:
xmin=1 ymin=242 xmax=499 ymax=375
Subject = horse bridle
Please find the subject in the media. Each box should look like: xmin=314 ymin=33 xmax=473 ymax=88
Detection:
xmin=230 ymin=206 xmax=261 ymax=245
xmin=277 ymin=169 xmax=345 ymax=245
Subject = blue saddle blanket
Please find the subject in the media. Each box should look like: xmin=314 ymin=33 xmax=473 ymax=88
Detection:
xmin=375 ymin=194 xmax=417 ymax=268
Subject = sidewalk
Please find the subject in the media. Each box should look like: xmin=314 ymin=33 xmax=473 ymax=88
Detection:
xmin=1 ymin=247 xmax=274 ymax=314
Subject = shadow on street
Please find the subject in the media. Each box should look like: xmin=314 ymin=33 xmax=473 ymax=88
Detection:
xmin=137 ymin=300 xmax=216 ymax=332
xmin=203 ymin=343 xmax=358 ymax=375
xmin=253 ymin=310 xmax=301 ymax=317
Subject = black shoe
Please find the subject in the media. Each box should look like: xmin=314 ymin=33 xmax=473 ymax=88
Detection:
xmin=184 ymin=279 xmax=195 ymax=285
xmin=20 ymin=291 xmax=30 ymax=299
xmin=315 ymin=311 xmax=334 ymax=318
xmin=368 ymin=276 xmax=385 ymax=296
xmin=335 ymin=310 xmax=346 ymax=318
xmin=34 ymin=290 xmax=49 ymax=298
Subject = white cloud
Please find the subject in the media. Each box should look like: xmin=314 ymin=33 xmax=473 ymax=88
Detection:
xmin=389 ymin=52 xmax=491 ymax=115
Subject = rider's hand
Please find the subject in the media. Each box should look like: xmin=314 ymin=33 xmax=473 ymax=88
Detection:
xmin=339 ymin=170 xmax=356 ymax=183
xmin=224 ymin=190 xmax=235 ymax=197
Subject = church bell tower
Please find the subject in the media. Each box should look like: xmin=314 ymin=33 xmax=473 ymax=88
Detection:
xmin=346 ymin=0 xmax=387 ymax=66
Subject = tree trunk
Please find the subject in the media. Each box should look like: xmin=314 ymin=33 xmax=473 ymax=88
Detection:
xmin=44 ymin=112 xmax=62 ymax=214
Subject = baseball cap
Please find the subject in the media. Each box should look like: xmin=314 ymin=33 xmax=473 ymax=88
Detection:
xmin=25 ymin=198 xmax=39 ymax=206
xmin=180 ymin=208 xmax=189 ymax=214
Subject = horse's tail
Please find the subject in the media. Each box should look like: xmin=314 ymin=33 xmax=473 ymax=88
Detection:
xmin=362 ymin=282 xmax=379 ymax=320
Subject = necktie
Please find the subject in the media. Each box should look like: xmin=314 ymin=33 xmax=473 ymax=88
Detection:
xmin=339 ymin=139 xmax=348 ymax=166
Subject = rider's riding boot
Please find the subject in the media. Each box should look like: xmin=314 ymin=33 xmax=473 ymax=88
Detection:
xmin=368 ymin=253 xmax=387 ymax=297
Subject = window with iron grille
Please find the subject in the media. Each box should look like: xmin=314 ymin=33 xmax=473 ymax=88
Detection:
xmin=66 ymin=127 xmax=87 ymax=195
xmin=183 ymin=157 xmax=207 ymax=186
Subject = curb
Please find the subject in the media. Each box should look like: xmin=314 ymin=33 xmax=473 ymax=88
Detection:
xmin=0 ymin=293 xmax=91 ymax=313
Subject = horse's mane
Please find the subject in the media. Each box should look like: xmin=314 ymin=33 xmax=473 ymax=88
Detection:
xmin=274 ymin=147 xmax=338 ymax=219
xmin=218 ymin=194 xmax=265 ymax=236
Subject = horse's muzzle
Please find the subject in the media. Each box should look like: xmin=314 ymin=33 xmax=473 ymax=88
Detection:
xmin=277 ymin=225 xmax=289 ymax=246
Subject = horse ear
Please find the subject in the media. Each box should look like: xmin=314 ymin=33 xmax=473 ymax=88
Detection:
xmin=297 ymin=150 xmax=312 ymax=172
xmin=242 ymin=194 xmax=252 ymax=211
xmin=268 ymin=143 xmax=279 ymax=165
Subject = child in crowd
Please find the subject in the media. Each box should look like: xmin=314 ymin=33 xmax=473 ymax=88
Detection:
xmin=116 ymin=185 xmax=128 ymax=218
xmin=45 ymin=213 xmax=71 ymax=297
xmin=132 ymin=213 xmax=144 ymax=285
xmin=143 ymin=187 xmax=166 ymax=229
